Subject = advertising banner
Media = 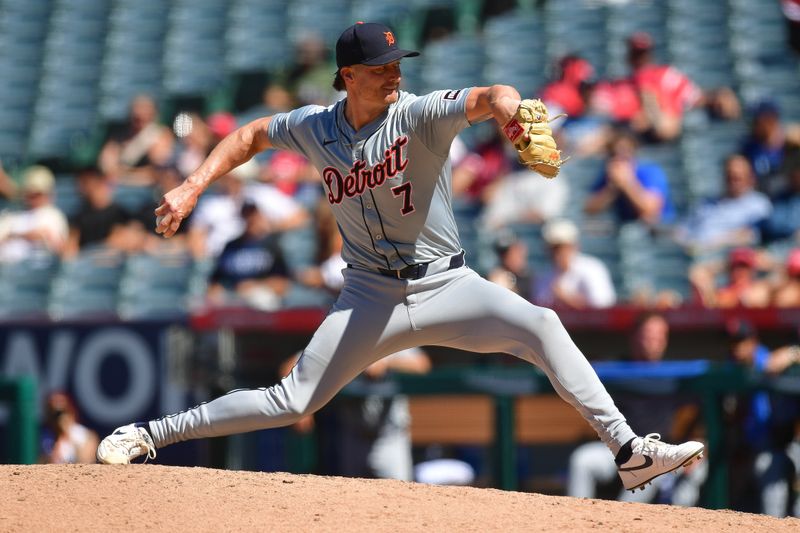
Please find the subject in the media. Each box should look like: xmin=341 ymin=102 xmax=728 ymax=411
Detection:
xmin=0 ymin=322 xmax=199 ymax=465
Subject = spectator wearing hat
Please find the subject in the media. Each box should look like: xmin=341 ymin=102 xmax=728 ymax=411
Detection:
xmin=541 ymin=55 xmax=615 ymax=157
xmin=532 ymin=219 xmax=616 ymax=309
xmin=208 ymin=201 xmax=290 ymax=311
xmin=0 ymin=165 xmax=68 ymax=263
xmin=689 ymin=247 xmax=772 ymax=308
xmin=542 ymin=55 xmax=596 ymax=119
xmin=740 ymin=100 xmax=800 ymax=192
xmin=771 ymin=249 xmax=800 ymax=307
xmin=675 ymin=154 xmax=772 ymax=253
xmin=584 ymin=129 xmax=674 ymax=225
xmin=715 ymin=248 xmax=773 ymax=308
xmin=487 ymin=230 xmax=532 ymax=298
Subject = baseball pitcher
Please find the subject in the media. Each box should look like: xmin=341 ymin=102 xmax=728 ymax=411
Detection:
xmin=97 ymin=22 xmax=703 ymax=492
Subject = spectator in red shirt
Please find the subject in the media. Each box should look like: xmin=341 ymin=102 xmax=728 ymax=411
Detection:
xmin=689 ymin=247 xmax=772 ymax=308
xmin=541 ymin=55 xmax=614 ymax=156
xmin=593 ymin=32 xmax=740 ymax=142
xmin=771 ymin=249 xmax=800 ymax=307
xmin=542 ymin=55 xmax=595 ymax=118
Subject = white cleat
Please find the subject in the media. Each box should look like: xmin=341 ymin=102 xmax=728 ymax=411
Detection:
xmin=617 ymin=433 xmax=704 ymax=492
xmin=96 ymin=424 xmax=157 ymax=465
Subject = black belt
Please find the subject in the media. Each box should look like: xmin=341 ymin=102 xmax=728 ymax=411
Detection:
xmin=351 ymin=251 xmax=465 ymax=280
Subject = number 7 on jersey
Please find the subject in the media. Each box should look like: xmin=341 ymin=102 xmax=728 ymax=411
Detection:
xmin=391 ymin=182 xmax=415 ymax=215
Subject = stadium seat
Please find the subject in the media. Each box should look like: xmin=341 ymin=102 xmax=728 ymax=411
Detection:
xmin=112 ymin=184 xmax=157 ymax=214
xmin=0 ymin=253 xmax=59 ymax=319
xmin=350 ymin=0 xmax=413 ymax=28
xmin=618 ymin=223 xmax=692 ymax=301
xmin=27 ymin=0 xmax=110 ymax=160
xmin=226 ymin=0 xmax=290 ymax=73
xmin=287 ymin=0 xmax=355 ymax=45
xmin=52 ymin=174 xmax=82 ymax=219
xmin=483 ymin=9 xmax=545 ymax=96
xmin=605 ymin=1 xmax=669 ymax=78
xmin=421 ymin=36 xmax=485 ymax=93
xmin=48 ymin=247 xmax=125 ymax=320
xmin=118 ymin=251 xmax=193 ymax=319
xmin=163 ymin=0 xmax=227 ymax=96
xmin=0 ymin=0 xmax=50 ymax=163
xmin=279 ymin=224 xmax=319 ymax=273
xmin=99 ymin=2 xmax=169 ymax=122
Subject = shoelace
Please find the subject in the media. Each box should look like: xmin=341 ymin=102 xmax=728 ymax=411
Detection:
xmin=638 ymin=432 xmax=667 ymax=456
xmin=115 ymin=429 xmax=157 ymax=463
xmin=142 ymin=446 xmax=156 ymax=463
xmin=138 ymin=430 xmax=157 ymax=462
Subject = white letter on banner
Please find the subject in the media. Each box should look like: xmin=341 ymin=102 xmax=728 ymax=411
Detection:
xmin=45 ymin=331 xmax=75 ymax=392
xmin=74 ymin=328 xmax=156 ymax=424
xmin=2 ymin=332 xmax=41 ymax=379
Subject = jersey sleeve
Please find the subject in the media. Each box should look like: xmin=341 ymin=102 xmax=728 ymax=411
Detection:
xmin=267 ymin=105 xmax=326 ymax=156
xmin=406 ymin=88 xmax=472 ymax=156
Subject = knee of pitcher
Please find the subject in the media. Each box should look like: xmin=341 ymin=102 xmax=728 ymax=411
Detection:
xmin=285 ymin=398 xmax=319 ymax=421
xmin=535 ymin=306 xmax=562 ymax=328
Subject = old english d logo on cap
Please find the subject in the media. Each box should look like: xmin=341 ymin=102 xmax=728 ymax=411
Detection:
xmin=336 ymin=22 xmax=419 ymax=68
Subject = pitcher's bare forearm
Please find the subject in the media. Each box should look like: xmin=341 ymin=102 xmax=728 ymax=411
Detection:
xmin=466 ymin=85 xmax=521 ymax=124
xmin=185 ymin=116 xmax=274 ymax=192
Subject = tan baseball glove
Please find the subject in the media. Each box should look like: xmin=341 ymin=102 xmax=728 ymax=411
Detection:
xmin=502 ymin=99 xmax=566 ymax=179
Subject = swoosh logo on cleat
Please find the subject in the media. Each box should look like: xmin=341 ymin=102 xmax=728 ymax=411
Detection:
xmin=323 ymin=139 xmax=337 ymax=146
xmin=619 ymin=456 xmax=654 ymax=472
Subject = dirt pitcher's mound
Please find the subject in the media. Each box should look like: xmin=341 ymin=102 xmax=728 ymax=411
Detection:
xmin=1 ymin=465 xmax=797 ymax=532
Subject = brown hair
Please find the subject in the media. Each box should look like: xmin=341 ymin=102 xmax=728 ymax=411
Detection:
xmin=332 ymin=70 xmax=345 ymax=91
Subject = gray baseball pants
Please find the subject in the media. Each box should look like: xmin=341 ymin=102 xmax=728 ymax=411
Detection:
xmin=149 ymin=258 xmax=637 ymax=455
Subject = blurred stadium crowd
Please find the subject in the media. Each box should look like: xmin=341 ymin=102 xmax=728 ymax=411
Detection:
xmin=0 ymin=0 xmax=799 ymax=319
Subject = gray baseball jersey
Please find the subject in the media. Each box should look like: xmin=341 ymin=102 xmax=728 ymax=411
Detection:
xmin=267 ymin=89 xmax=467 ymax=270
xmin=147 ymin=88 xmax=637 ymax=462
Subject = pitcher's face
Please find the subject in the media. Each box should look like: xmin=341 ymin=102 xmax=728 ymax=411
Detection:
xmin=345 ymin=61 xmax=402 ymax=106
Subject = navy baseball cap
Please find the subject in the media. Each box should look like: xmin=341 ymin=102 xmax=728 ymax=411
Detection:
xmin=336 ymin=22 xmax=419 ymax=68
